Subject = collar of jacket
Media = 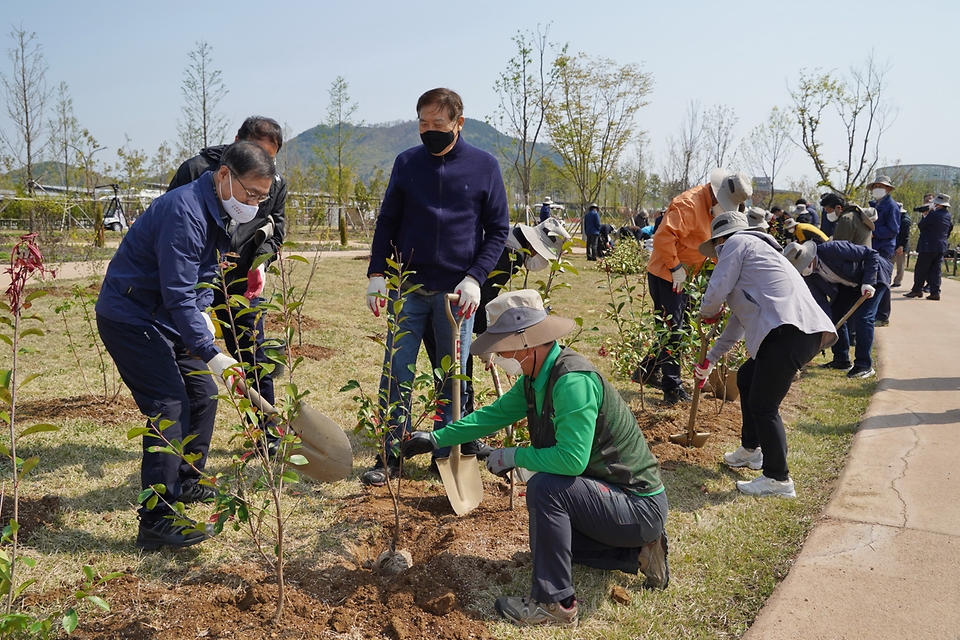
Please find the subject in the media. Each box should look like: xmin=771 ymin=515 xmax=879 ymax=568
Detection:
xmin=424 ymin=132 xmax=466 ymax=162
xmin=203 ymin=172 xmax=231 ymax=231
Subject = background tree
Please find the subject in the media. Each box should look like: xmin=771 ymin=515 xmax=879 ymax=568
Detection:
xmin=175 ymin=40 xmax=229 ymax=161
xmin=789 ymin=53 xmax=895 ymax=198
xmin=148 ymin=141 xmax=175 ymax=185
xmin=0 ymin=26 xmax=52 ymax=198
xmin=47 ymin=81 xmax=81 ymax=191
xmin=491 ymin=25 xmax=564 ymax=223
xmin=702 ymin=103 xmax=739 ymax=171
xmin=544 ymin=52 xmax=653 ymax=220
xmin=739 ymin=106 xmax=795 ymax=207
xmin=614 ymin=133 xmax=653 ymax=220
xmin=317 ymin=76 xmax=362 ymax=245
xmin=113 ymin=135 xmax=148 ymax=197
xmin=662 ymin=100 xmax=704 ymax=198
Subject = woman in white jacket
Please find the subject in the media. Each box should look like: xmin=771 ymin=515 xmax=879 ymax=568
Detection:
xmin=695 ymin=212 xmax=837 ymax=498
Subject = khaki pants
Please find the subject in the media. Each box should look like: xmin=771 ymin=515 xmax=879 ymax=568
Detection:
xmin=893 ymin=251 xmax=906 ymax=285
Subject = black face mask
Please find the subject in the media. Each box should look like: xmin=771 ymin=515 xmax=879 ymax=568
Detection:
xmin=420 ymin=129 xmax=456 ymax=155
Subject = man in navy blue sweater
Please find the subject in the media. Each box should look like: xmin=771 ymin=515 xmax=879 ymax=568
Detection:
xmin=363 ymin=88 xmax=510 ymax=486
xmin=867 ymin=175 xmax=900 ymax=325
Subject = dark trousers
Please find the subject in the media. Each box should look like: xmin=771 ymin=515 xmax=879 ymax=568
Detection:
xmin=737 ymin=325 xmax=822 ymax=482
xmin=586 ymin=234 xmax=599 ymax=260
xmin=422 ymin=325 xmax=475 ymax=415
xmin=647 ymin=271 xmax=687 ymax=392
xmin=831 ymin=284 xmax=885 ymax=369
xmin=911 ymin=251 xmax=944 ymax=295
xmin=97 ymin=315 xmax=218 ymax=520
xmin=526 ymin=473 xmax=668 ymax=603
xmin=214 ymin=289 xmax=276 ymax=439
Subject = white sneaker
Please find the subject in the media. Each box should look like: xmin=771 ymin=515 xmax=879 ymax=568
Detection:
xmin=723 ymin=446 xmax=763 ymax=470
xmin=736 ymin=475 xmax=796 ymax=498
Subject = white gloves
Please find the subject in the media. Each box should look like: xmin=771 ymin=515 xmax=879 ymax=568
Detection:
xmin=861 ymin=284 xmax=876 ymax=298
xmin=693 ymin=358 xmax=714 ymax=388
xmin=366 ymin=276 xmax=387 ymax=317
xmin=455 ymin=276 xmax=481 ymax=319
xmin=207 ymin=353 xmax=242 ymax=390
xmin=485 ymin=447 xmax=517 ymax=478
xmin=202 ymin=312 xmax=216 ymax=340
xmin=670 ymin=265 xmax=687 ymax=293
xmin=244 ymin=264 xmax=265 ymax=300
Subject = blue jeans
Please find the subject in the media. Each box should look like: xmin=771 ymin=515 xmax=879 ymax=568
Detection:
xmin=380 ymin=287 xmax=473 ymax=458
xmin=831 ymin=284 xmax=886 ymax=369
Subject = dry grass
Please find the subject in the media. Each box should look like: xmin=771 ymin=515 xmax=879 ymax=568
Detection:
xmin=2 ymin=249 xmax=874 ymax=638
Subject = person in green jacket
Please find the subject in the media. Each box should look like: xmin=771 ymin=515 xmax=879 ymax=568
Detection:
xmin=402 ymin=289 xmax=669 ymax=628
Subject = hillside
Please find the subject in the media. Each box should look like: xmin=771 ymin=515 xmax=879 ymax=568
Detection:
xmin=281 ymin=118 xmax=558 ymax=182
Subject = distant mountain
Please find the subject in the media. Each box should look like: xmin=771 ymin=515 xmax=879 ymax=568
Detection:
xmin=282 ymin=118 xmax=558 ymax=183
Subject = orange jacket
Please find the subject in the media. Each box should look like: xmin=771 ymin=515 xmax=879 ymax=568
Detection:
xmin=648 ymin=183 xmax=713 ymax=281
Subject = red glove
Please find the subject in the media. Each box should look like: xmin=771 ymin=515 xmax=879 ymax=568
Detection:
xmin=693 ymin=358 xmax=714 ymax=388
xmin=702 ymin=304 xmax=725 ymax=325
xmin=244 ymin=264 xmax=265 ymax=300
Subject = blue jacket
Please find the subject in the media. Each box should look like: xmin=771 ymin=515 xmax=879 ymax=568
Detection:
xmin=96 ymin=173 xmax=228 ymax=362
xmin=870 ymin=194 xmax=900 ymax=258
xmin=368 ymin=135 xmax=510 ymax=290
xmin=539 ymin=203 xmax=552 ymax=222
xmin=916 ymin=207 xmax=953 ymax=253
xmin=805 ymin=240 xmax=889 ymax=315
xmin=584 ymin=208 xmax=601 ymax=235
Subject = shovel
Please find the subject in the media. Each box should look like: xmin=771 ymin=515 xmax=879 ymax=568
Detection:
xmin=669 ymin=322 xmax=720 ymax=448
xmin=436 ymin=293 xmax=484 ymax=516
xmin=237 ymin=381 xmax=353 ymax=483
xmin=835 ymin=293 xmax=869 ymax=331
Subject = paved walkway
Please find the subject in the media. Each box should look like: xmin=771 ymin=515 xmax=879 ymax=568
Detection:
xmin=745 ymin=277 xmax=960 ymax=639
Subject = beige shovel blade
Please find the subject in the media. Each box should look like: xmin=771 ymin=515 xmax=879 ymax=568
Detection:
xmin=239 ymin=383 xmax=353 ymax=482
xmin=435 ymin=445 xmax=483 ymax=516
xmin=289 ymin=402 xmax=353 ymax=483
xmin=669 ymin=431 xmax=711 ymax=448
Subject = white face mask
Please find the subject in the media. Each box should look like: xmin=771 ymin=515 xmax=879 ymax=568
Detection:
xmin=218 ymin=174 xmax=260 ymax=224
xmin=872 ymin=188 xmax=887 ymax=200
xmin=801 ymin=264 xmax=815 ymax=277
xmin=711 ymin=203 xmax=725 ymax=217
xmin=826 ymin=211 xmax=839 ymax=223
xmin=496 ymin=356 xmax=524 ymax=377
xmin=525 ymin=254 xmax=550 ymax=272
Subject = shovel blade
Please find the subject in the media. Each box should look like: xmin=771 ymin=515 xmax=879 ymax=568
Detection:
xmin=669 ymin=432 xmax=712 ymax=448
xmin=288 ymin=402 xmax=353 ymax=482
xmin=435 ymin=445 xmax=484 ymax=516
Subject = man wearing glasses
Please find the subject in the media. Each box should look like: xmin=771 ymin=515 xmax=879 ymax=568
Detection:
xmin=98 ymin=142 xmax=276 ymax=549
xmin=169 ymin=116 xmax=287 ymax=466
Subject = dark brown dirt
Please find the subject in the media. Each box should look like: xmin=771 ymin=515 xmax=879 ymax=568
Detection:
xmin=0 ymin=494 xmax=61 ymax=540
xmin=16 ymin=393 xmax=141 ymax=426
xmin=266 ymin=314 xmax=322 ymax=333
xmin=61 ymin=381 xmax=782 ymax=639
xmin=289 ymin=343 xmax=337 ymax=361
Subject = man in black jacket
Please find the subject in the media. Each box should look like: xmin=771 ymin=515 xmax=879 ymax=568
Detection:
xmin=904 ymin=194 xmax=953 ymax=301
xmin=169 ymin=116 xmax=287 ymax=459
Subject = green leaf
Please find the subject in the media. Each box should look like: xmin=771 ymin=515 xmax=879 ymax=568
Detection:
xmin=15 ymin=372 xmax=43 ymax=390
xmin=127 ymin=426 xmax=151 ymax=439
xmin=25 ymin=290 xmax=48 ymax=303
xmin=82 ymin=565 xmax=95 ymax=581
xmin=287 ymin=255 xmax=309 ymax=264
xmin=288 ymin=454 xmax=308 ymax=466
xmin=17 ymin=456 xmax=39 ymax=480
xmin=21 ymin=557 xmax=36 ymax=568
xmin=0 ymin=334 xmax=11 ymax=346
xmin=136 ymin=488 xmax=155 ymax=503
xmin=86 ymin=595 xmax=110 ymax=611
xmin=0 ymin=369 xmax=10 ymax=389
xmin=18 ymin=327 xmax=44 ymax=339
xmin=18 ymin=423 xmax=58 ymax=438
xmin=281 ymin=470 xmax=299 ymax=483
xmin=146 ymin=494 xmax=159 ymax=510
xmin=62 ymin=608 xmax=78 ymax=634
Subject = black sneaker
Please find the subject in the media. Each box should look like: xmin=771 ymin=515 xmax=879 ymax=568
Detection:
xmin=662 ymin=387 xmax=691 ymax=405
xmin=847 ymin=365 xmax=875 ymax=379
xmin=819 ymin=360 xmax=852 ymax=371
xmin=136 ymin=516 xmax=208 ymax=551
xmin=179 ymin=479 xmax=216 ymax=504
xmin=460 ymin=439 xmax=493 ymax=460
xmin=903 ymin=290 xmax=923 ymax=298
xmin=927 ymin=293 xmax=940 ymax=300
xmin=361 ymin=458 xmax=400 ymax=487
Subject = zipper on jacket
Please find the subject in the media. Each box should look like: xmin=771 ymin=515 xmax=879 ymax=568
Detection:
xmin=436 ymin=156 xmax=444 ymax=265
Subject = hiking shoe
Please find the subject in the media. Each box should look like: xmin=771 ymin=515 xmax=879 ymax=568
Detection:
xmin=179 ymin=479 xmax=215 ymax=504
xmin=874 ymin=319 xmax=890 ymax=327
xmin=903 ymin=290 xmax=923 ymax=298
xmin=361 ymin=458 xmax=400 ymax=487
xmin=631 ymin=356 xmax=663 ymax=389
xmin=494 ymin=596 xmax=578 ymax=627
xmin=662 ymin=387 xmax=691 ymax=405
xmin=927 ymin=293 xmax=940 ymax=300
xmin=847 ymin=366 xmax=875 ymax=379
xmin=461 ymin=439 xmax=494 ymax=460
xmin=638 ymin=532 xmax=669 ymax=589
xmin=819 ymin=360 xmax=852 ymax=371
xmin=136 ymin=516 xmax=208 ymax=550
xmin=736 ymin=475 xmax=796 ymax=498
xmin=723 ymin=446 xmax=763 ymax=470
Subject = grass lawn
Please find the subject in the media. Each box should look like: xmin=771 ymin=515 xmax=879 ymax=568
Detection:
xmin=2 ymin=245 xmax=875 ymax=638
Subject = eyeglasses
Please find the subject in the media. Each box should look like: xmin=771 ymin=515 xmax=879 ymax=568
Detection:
xmin=230 ymin=170 xmax=270 ymax=204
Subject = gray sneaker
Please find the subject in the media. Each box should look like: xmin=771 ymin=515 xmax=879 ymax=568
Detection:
xmin=723 ymin=446 xmax=763 ymax=470
xmin=638 ymin=532 xmax=669 ymax=589
xmin=495 ymin=595 xmax=578 ymax=627
xmin=736 ymin=474 xmax=796 ymax=498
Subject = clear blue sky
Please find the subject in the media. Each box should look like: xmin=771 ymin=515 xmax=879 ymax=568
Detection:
xmin=3 ymin=0 xmax=957 ymax=187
